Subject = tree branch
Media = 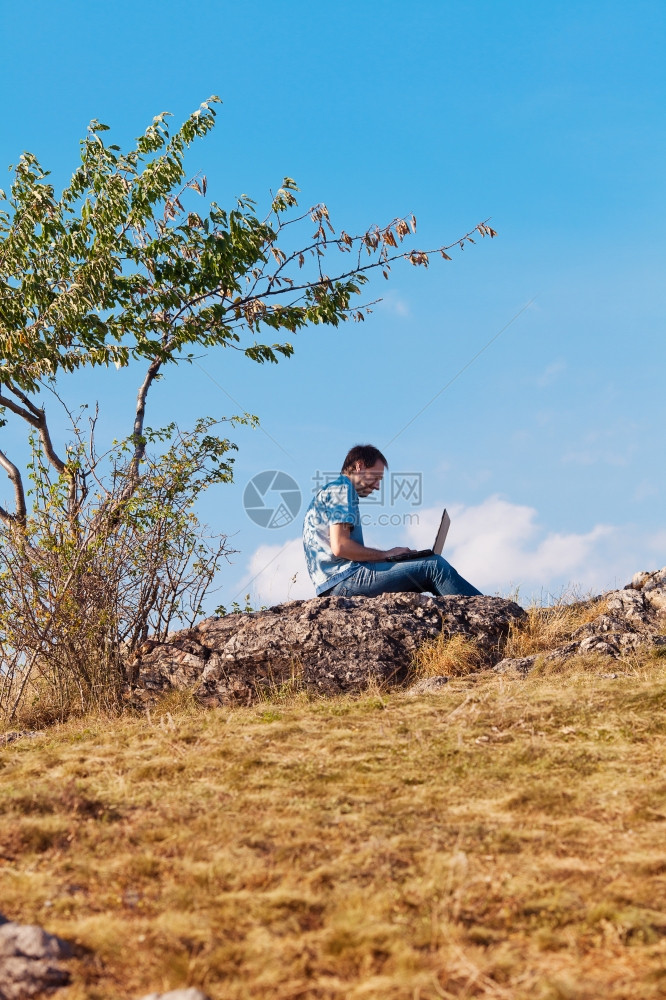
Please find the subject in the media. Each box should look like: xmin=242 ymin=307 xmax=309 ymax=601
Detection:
xmin=89 ymin=355 xmax=165 ymax=530
xmin=0 ymin=448 xmax=27 ymax=526
xmin=0 ymin=384 xmax=67 ymax=474
xmin=169 ymin=220 xmax=493 ymax=328
xmin=122 ymin=355 xmax=163 ymax=497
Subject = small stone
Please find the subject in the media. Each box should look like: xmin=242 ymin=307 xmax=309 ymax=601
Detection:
xmin=605 ymin=589 xmax=649 ymax=624
xmin=493 ymin=656 xmax=537 ymax=675
xmin=407 ymin=676 xmax=450 ymax=695
xmin=642 ymin=568 xmax=666 ymax=592
xmin=578 ymin=636 xmax=620 ymax=657
xmin=0 ymin=921 xmax=72 ymax=999
xmin=0 ymin=923 xmax=72 ymax=960
xmin=571 ymin=614 xmax=633 ymax=639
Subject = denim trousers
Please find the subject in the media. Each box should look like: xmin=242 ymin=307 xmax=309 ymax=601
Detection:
xmin=326 ymin=554 xmax=481 ymax=598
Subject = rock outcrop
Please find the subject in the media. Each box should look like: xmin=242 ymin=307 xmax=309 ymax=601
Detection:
xmin=130 ymin=593 xmax=525 ymax=706
xmin=494 ymin=567 xmax=666 ymax=675
xmin=128 ymin=568 xmax=666 ymax=702
xmin=0 ymin=916 xmax=72 ymax=999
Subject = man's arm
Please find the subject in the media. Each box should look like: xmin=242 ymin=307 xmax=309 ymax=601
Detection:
xmin=330 ymin=522 xmax=413 ymax=562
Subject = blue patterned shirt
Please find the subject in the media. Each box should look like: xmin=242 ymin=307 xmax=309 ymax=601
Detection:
xmin=303 ymin=475 xmax=364 ymax=595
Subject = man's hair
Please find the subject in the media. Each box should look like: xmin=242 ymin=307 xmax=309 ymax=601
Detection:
xmin=341 ymin=444 xmax=388 ymax=474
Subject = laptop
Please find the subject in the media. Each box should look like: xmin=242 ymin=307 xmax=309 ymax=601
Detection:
xmin=386 ymin=509 xmax=451 ymax=562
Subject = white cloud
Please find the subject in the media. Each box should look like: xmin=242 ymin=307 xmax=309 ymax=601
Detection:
xmin=236 ymin=496 xmax=665 ymax=609
xmin=237 ymin=537 xmax=311 ymax=607
xmin=404 ymin=496 xmax=624 ymax=598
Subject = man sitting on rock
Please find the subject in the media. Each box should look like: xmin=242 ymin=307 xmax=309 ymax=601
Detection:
xmin=303 ymin=444 xmax=481 ymax=598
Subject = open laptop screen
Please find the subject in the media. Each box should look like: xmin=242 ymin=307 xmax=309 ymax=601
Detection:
xmin=385 ymin=508 xmax=450 ymax=563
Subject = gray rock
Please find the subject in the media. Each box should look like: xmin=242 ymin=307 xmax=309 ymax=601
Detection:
xmin=644 ymin=568 xmax=666 ymax=614
xmin=0 ymin=921 xmax=71 ymax=999
xmin=128 ymin=567 xmax=665 ymax=694
xmin=571 ymin=614 xmax=635 ymax=639
xmin=130 ymin=593 xmax=525 ymax=706
xmin=493 ymin=655 xmax=539 ymax=675
xmin=626 ymin=570 xmax=652 ymax=590
xmin=0 ymin=923 xmax=71 ymax=961
xmin=493 ymin=566 xmax=666 ymax=675
xmin=578 ymin=635 xmax=625 ymax=657
xmin=407 ymin=675 xmax=450 ymax=695
xmin=625 ymin=567 xmax=666 ymax=613
xmin=605 ymin=588 xmax=651 ymax=624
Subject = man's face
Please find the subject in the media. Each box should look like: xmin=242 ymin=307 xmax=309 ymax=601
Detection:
xmin=348 ymin=459 xmax=386 ymax=497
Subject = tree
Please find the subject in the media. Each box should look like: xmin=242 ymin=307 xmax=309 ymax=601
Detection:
xmin=0 ymin=96 xmax=495 ymax=722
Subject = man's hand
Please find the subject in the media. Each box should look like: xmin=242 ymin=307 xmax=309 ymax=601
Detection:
xmin=330 ymin=524 xmax=416 ymax=563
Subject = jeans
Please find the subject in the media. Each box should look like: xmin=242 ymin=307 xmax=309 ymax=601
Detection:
xmin=326 ymin=555 xmax=481 ymax=598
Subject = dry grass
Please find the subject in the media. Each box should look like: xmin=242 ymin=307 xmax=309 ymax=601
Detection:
xmin=503 ymin=592 xmax=610 ymax=660
xmin=413 ymin=632 xmax=484 ymax=677
xmin=2 ymin=655 xmax=666 ymax=999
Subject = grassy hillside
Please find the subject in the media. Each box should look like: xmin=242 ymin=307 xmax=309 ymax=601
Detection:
xmin=1 ymin=654 xmax=666 ymax=999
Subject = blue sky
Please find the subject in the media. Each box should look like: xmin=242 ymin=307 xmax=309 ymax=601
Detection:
xmin=1 ymin=0 xmax=664 ymax=607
